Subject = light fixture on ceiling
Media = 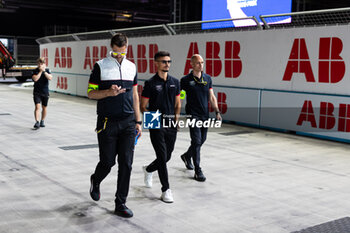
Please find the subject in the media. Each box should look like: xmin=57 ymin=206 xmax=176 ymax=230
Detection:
xmin=115 ymin=11 xmax=133 ymax=22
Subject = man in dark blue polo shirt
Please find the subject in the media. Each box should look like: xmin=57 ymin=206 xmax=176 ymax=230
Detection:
xmin=140 ymin=51 xmax=181 ymax=203
xmin=32 ymin=57 xmax=52 ymax=129
xmin=180 ymin=54 xmax=222 ymax=182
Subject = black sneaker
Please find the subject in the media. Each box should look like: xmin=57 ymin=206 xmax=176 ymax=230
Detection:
xmin=90 ymin=174 xmax=100 ymax=201
xmin=40 ymin=120 xmax=45 ymax=127
xmin=194 ymin=169 xmax=206 ymax=182
xmin=33 ymin=121 xmax=40 ymax=129
xmin=114 ymin=204 xmax=133 ymax=218
xmin=181 ymin=154 xmax=194 ymax=170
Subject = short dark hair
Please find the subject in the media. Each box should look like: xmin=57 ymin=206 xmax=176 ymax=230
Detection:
xmin=37 ymin=57 xmax=45 ymax=64
xmin=111 ymin=33 xmax=128 ymax=47
xmin=154 ymin=51 xmax=170 ymax=60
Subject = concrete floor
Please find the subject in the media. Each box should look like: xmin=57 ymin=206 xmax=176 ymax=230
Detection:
xmin=1 ymin=80 xmax=350 ymax=233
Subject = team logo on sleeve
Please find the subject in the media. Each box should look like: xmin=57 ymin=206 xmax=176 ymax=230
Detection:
xmin=143 ymin=110 xmax=162 ymax=129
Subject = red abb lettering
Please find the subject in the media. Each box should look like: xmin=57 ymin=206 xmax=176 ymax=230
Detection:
xmin=297 ymin=100 xmax=317 ymax=127
xmin=184 ymin=41 xmax=243 ymax=79
xmin=319 ymin=102 xmax=335 ymax=129
xmin=184 ymin=42 xmax=199 ymax=75
xmin=319 ymin=37 xmax=345 ymax=83
xmin=127 ymin=45 xmax=135 ymax=63
xmin=225 ymin=41 xmax=242 ymax=78
xmin=297 ymin=100 xmax=350 ymax=132
xmin=84 ymin=47 xmax=92 ymax=70
xmin=83 ymin=46 xmax=108 ymax=70
xmin=149 ymin=44 xmax=159 ymax=73
xmin=137 ymin=45 xmax=147 ymax=73
xmin=54 ymin=47 xmax=72 ymax=68
xmin=92 ymin=46 xmax=99 ymax=65
xmin=283 ymin=39 xmax=315 ymax=82
xmin=67 ymin=47 xmax=72 ymax=68
xmin=206 ymin=42 xmax=222 ymax=77
xmin=56 ymin=77 xmax=68 ymax=90
xmin=61 ymin=48 xmax=66 ymax=68
xmin=284 ymin=37 xmax=345 ymax=84
xmin=41 ymin=48 xmax=49 ymax=66
xmin=54 ymin=48 xmax=61 ymax=68
xmin=338 ymin=104 xmax=350 ymax=132
xmin=217 ymin=92 xmax=227 ymax=114
xmin=100 ymin=46 xmax=107 ymax=59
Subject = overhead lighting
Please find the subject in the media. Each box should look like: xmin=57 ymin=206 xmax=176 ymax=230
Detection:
xmin=122 ymin=13 xmax=132 ymax=18
xmin=115 ymin=11 xmax=133 ymax=22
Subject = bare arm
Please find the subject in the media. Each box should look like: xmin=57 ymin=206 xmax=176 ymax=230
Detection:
xmin=88 ymin=85 xmax=126 ymax=100
xmin=32 ymin=71 xmax=42 ymax=82
xmin=43 ymin=71 xmax=52 ymax=80
xmin=140 ymin=96 xmax=149 ymax=113
xmin=174 ymin=95 xmax=181 ymax=122
xmin=132 ymin=85 xmax=142 ymax=136
xmin=32 ymin=64 xmax=52 ymax=81
xmin=209 ymin=89 xmax=222 ymax=120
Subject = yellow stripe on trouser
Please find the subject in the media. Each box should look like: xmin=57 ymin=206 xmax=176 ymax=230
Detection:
xmin=96 ymin=117 xmax=108 ymax=133
xmin=87 ymin=83 xmax=99 ymax=94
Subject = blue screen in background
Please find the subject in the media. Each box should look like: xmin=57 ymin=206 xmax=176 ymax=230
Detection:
xmin=202 ymin=0 xmax=292 ymax=29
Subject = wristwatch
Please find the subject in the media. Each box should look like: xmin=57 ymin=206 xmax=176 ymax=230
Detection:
xmin=135 ymin=121 xmax=142 ymax=125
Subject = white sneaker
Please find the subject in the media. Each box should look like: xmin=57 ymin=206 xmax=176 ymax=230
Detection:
xmin=142 ymin=165 xmax=153 ymax=188
xmin=161 ymin=189 xmax=174 ymax=203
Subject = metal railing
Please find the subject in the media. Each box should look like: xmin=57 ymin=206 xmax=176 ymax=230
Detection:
xmin=36 ymin=7 xmax=350 ymax=44
xmin=260 ymin=7 xmax=350 ymax=29
xmin=167 ymin=16 xmax=262 ymax=35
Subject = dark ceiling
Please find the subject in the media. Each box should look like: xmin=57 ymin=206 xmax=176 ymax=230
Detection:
xmin=1 ymin=0 xmax=186 ymax=38
xmin=1 ymin=0 xmax=349 ymax=39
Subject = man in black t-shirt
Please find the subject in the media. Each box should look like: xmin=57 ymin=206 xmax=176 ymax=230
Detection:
xmin=140 ymin=51 xmax=181 ymax=203
xmin=32 ymin=57 xmax=52 ymax=129
xmin=180 ymin=54 xmax=222 ymax=182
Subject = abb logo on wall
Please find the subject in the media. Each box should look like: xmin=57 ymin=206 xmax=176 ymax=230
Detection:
xmin=126 ymin=41 xmax=242 ymax=78
xmin=54 ymin=47 xmax=72 ymax=68
xmin=81 ymin=42 xmax=243 ymax=78
xmin=283 ymin=37 xmax=345 ymax=83
xmin=127 ymin=44 xmax=158 ymax=73
xmin=57 ymin=76 xmax=68 ymax=90
xmin=184 ymin=41 xmax=242 ymax=78
xmin=84 ymin=46 xmax=108 ymax=70
xmin=297 ymin=100 xmax=350 ymax=132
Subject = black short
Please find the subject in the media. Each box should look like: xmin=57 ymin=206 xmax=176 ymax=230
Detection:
xmin=33 ymin=94 xmax=49 ymax=106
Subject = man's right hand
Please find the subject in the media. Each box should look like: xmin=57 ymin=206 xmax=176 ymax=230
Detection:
xmin=39 ymin=64 xmax=46 ymax=72
xmin=108 ymin=85 xmax=126 ymax=96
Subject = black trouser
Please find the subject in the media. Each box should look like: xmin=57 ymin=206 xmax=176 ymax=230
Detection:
xmin=146 ymin=127 xmax=177 ymax=192
xmin=93 ymin=114 xmax=135 ymax=206
xmin=183 ymin=120 xmax=208 ymax=172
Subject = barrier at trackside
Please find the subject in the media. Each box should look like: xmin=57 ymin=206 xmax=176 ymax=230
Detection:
xmin=39 ymin=23 xmax=350 ymax=143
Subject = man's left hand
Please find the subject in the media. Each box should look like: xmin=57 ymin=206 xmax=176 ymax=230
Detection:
xmin=216 ymin=112 xmax=222 ymax=121
xmin=135 ymin=123 xmax=142 ymax=138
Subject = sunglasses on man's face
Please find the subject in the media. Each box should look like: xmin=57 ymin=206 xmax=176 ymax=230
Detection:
xmin=111 ymin=51 xmax=127 ymax=56
xmin=157 ymin=60 xmax=172 ymax=64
